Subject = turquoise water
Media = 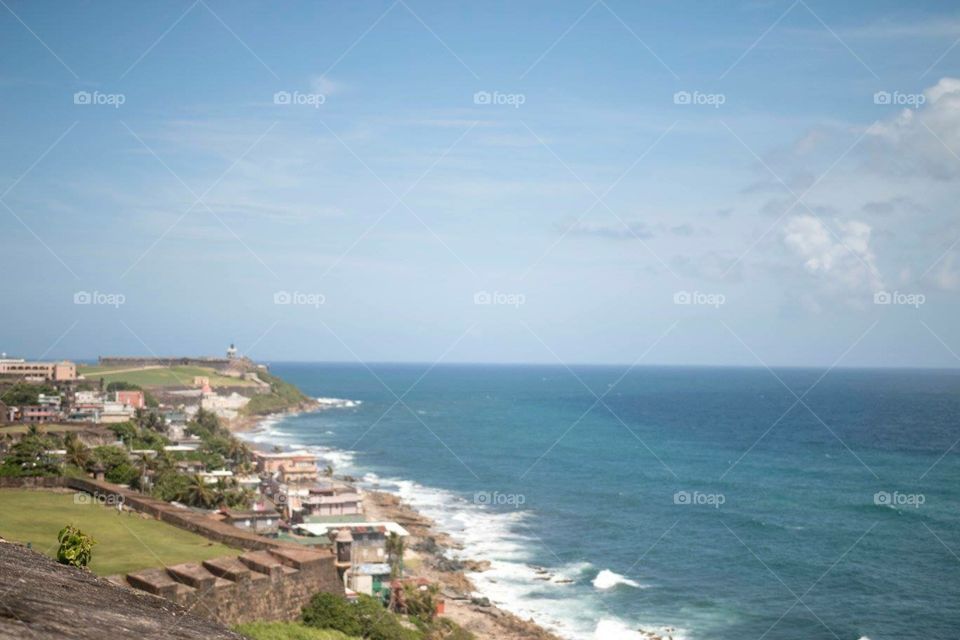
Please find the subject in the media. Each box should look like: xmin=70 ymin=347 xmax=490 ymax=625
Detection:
xmin=247 ymin=364 xmax=960 ymax=639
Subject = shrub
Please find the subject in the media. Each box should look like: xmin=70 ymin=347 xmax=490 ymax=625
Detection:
xmin=301 ymin=593 xmax=362 ymax=637
xmin=57 ymin=525 xmax=95 ymax=568
xmin=302 ymin=594 xmax=420 ymax=640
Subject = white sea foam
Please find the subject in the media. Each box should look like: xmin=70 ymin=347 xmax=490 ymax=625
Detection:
xmin=592 ymin=569 xmax=644 ymax=590
xmin=249 ymin=412 xmax=677 ymax=640
xmin=316 ymin=397 xmax=362 ymax=408
xmin=594 ymin=619 xmax=688 ymax=640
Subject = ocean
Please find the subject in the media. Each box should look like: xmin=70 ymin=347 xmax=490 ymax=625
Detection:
xmin=241 ymin=363 xmax=960 ymax=640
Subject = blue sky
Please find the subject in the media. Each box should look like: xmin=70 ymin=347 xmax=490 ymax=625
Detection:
xmin=1 ymin=0 xmax=959 ymax=367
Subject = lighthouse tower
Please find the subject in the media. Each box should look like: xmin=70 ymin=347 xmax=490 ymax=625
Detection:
xmin=226 ymin=343 xmax=238 ymax=359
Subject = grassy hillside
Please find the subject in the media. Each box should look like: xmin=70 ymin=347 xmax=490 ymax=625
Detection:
xmin=0 ymin=489 xmax=238 ymax=575
xmin=79 ymin=364 xmax=256 ymax=389
xmin=242 ymin=370 xmax=313 ymax=416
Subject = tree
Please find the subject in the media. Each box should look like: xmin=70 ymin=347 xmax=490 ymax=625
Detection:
xmin=184 ymin=473 xmax=214 ymax=508
xmin=403 ymin=583 xmax=439 ymax=623
xmin=90 ymin=445 xmax=138 ymax=486
xmin=57 ymin=525 xmax=95 ymax=569
xmin=0 ymin=431 xmax=59 ymax=477
xmin=2 ymin=383 xmax=56 ymax=406
xmin=386 ymin=531 xmax=405 ymax=578
xmin=151 ymin=469 xmax=191 ymax=502
xmin=64 ymin=434 xmax=91 ymax=469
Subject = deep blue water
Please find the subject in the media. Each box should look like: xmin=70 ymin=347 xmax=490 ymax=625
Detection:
xmin=247 ymin=363 xmax=960 ymax=640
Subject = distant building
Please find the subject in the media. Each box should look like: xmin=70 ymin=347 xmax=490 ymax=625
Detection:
xmin=0 ymin=357 xmax=76 ymax=382
xmin=114 ymin=390 xmax=145 ymax=409
xmin=301 ymin=484 xmax=363 ymax=518
xmin=253 ymin=450 xmax=319 ymax=483
xmin=220 ymin=502 xmax=280 ymax=536
xmin=226 ymin=343 xmax=238 ymax=359
xmin=295 ymin=522 xmax=409 ymax=564
xmin=16 ymin=405 xmax=61 ymax=423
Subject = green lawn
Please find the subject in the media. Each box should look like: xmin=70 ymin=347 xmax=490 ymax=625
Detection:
xmin=78 ymin=364 xmax=255 ymax=389
xmin=0 ymin=489 xmax=239 ymax=576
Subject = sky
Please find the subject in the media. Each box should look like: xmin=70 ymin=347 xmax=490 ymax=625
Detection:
xmin=1 ymin=0 xmax=959 ymax=368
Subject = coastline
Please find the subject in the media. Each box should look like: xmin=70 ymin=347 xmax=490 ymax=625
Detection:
xmin=362 ymin=489 xmax=564 ymax=640
xmin=235 ymin=407 xmax=565 ymax=640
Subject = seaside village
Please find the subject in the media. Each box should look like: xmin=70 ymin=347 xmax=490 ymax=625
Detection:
xmin=0 ymin=348 xmax=527 ymax=640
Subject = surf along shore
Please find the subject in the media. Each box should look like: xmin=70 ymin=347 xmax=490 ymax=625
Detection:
xmin=231 ymin=407 xmax=563 ymax=640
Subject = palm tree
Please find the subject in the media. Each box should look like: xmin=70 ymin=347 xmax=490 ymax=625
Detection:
xmin=64 ymin=434 xmax=90 ymax=469
xmin=184 ymin=474 xmax=214 ymax=508
xmin=386 ymin=532 xmax=404 ymax=578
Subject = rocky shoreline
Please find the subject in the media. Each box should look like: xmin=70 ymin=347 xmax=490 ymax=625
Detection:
xmin=232 ymin=405 xmax=565 ymax=640
xmin=362 ymin=490 xmax=564 ymax=640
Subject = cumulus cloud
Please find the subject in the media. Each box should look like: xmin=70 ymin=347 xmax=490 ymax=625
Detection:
xmin=783 ymin=215 xmax=883 ymax=292
xmin=864 ymin=77 xmax=960 ymax=179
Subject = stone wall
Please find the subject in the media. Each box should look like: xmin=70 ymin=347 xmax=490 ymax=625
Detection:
xmin=65 ymin=477 xmax=344 ymax=624
xmin=0 ymin=476 xmax=65 ymax=489
xmin=113 ymin=546 xmax=343 ymax=625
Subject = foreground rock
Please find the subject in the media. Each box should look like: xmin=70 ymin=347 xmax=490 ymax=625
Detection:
xmin=0 ymin=540 xmax=244 ymax=640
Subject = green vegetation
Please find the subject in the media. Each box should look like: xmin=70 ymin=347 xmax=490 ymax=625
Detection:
xmin=78 ymin=364 xmax=255 ymax=389
xmin=0 ymin=382 xmax=57 ymax=405
xmin=234 ymin=622 xmax=358 ymax=640
xmin=303 ymin=593 xmax=419 ymax=640
xmin=244 ymin=370 xmax=311 ymax=416
xmin=300 ymin=593 xmax=472 ymax=640
xmin=0 ymin=489 xmax=238 ymax=575
xmin=57 ymin=524 xmax=95 ymax=568
xmin=0 ymin=426 xmax=61 ymax=477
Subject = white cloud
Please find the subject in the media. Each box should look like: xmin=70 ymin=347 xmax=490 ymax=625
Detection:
xmin=865 ymin=77 xmax=960 ymax=179
xmin=783 ymin=215 xmax=883 ymax=291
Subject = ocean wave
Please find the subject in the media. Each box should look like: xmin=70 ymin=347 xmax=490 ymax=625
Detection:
xmin=592 ymin=569 xmax=644 ymax=590
xmin=246 ymin=413 xmax=668 ymax=640
xmin=316 ymin=397 xmax=362 ymax=408
xmin=594 ymin=618 xmax=688 ymax=640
